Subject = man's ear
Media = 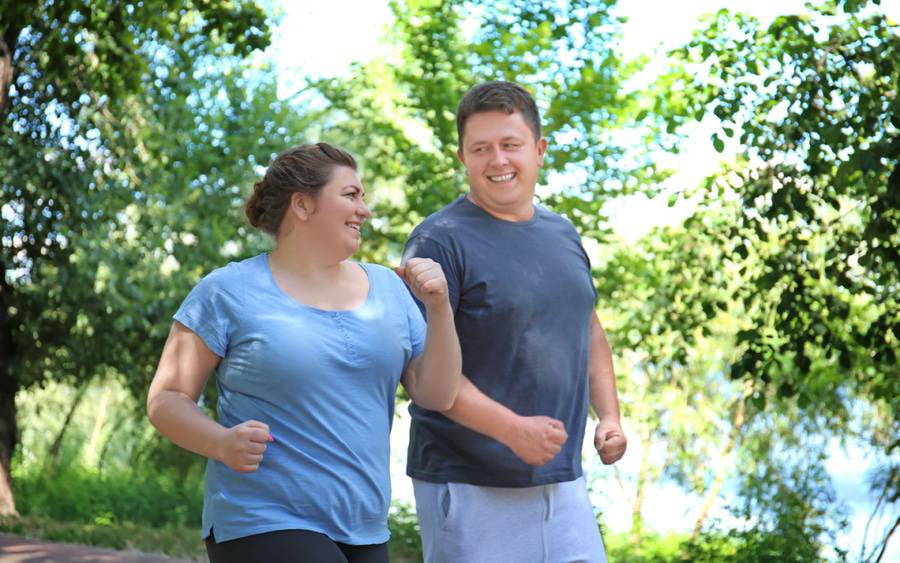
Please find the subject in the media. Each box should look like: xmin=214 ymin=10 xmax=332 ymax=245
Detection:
xmin=537 ymin=137 xmax=548 ymax=166
xmin=457 ymin=147 xmax=466 ymax=166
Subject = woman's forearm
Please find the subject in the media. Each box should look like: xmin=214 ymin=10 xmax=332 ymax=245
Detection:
xmin=408 ymin=301 xmax=461 ymax=410
xmin=148 ymin=389 xmax=228 ymax=461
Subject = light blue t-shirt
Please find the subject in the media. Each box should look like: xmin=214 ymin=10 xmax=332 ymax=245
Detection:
xmin=173 ymin=253 xmax=426 ymax=544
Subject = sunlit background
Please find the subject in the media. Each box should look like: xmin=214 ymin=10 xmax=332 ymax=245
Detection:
xmin=2 ymin=0 xmax=897 ymax=561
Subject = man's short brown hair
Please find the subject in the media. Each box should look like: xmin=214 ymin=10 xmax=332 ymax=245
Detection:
xmin=456 ymin=81 xmax=542 ymax=147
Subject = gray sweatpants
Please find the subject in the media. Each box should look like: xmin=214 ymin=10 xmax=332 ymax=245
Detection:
xmin=412 ymin=477 xmax=607 ymax=563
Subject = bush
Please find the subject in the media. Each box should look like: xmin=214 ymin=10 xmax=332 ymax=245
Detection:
xmin=12 ymin=466 xmax=203 ymax=528
xmin=604 ymin=530 xmax=689 ymax=563
xmin=388 ymin=502 xmax=423 ymax=562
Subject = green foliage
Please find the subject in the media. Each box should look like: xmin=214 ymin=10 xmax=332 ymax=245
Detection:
xmin=2 ymin=0 xmax=894 ymax=557
xmin=387 ymin=502 xmax=423 ymax=562
xmin=2 ymin=4 xmax=297 ymax=401
xmin=657 ymin=0 xmax=899 ymax=414
xmin=315 ymin=0 xmax=666 ymax=264
xmin=0 ymin=0 xmax=279 ymax=513
xmin=0 ymin=0 xmax=268 ymax=113
xmin=603 ymin=530 xmax=688 ymax=562
xmin=12 ymin=466 xmax=203 ymax=528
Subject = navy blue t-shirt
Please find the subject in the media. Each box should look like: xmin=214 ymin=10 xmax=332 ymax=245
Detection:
xmin=404 ymin=196 xmax=596 ymax=487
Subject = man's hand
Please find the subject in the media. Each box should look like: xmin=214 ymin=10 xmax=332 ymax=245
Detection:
xmin=216 ymin=420 xmax=273 ymax=473
xmin=594 ymin=420 xmax=626 ymax=465
xmin=504 ymin=415 xmax=568 ymax=466
xmin=395 ymin=258 xmax=449 ymax=309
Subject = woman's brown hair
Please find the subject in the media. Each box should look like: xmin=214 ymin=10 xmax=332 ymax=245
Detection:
xmin=245 ymin=142 xmax=357 ymax=236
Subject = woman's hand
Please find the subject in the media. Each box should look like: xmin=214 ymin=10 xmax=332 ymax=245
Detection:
xmin=216 ymin=420 xmax=274 ymax=473
xmin=395 ymin=258 xmax=449 ymax=309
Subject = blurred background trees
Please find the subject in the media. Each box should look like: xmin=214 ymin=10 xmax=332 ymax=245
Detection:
xmin=1 ymin=0 xmax=896 ymax=560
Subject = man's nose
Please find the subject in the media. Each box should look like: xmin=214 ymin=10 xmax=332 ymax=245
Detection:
xmin=490 ymin=147 xmax=510 ymax=166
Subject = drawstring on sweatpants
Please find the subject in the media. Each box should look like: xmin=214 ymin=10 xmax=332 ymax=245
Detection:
xmin=543 ymin=485 xmax=554 ymax=521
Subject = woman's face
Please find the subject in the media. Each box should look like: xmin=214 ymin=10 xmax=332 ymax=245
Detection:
xmin=303 ymin=165 xmax=371 ymax=257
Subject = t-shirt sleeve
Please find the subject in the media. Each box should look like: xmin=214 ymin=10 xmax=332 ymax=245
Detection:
xmin=402 ymin=235 xmax=461 ymax=317
xmin=402 ymin=285 xmax=427 ymax=359
xmin=173 ymin=271 xmax=231 ymax=358
xmin=578 ymin=238 xmax=599 ymax=305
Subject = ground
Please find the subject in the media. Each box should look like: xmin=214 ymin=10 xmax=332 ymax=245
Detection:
xmin=0 ymin=534 xmax=197 ymax=563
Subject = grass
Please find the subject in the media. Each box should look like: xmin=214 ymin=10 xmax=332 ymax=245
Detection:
xmin=6 ymin=466 xmax=424 ymax=561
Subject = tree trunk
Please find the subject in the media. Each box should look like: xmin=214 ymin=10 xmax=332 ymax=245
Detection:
xmin=45 ymin=383 xmax=89 ymax=473
xmin=690 ymin=391 xmax=748 ymax=543
xmin=0 ymin=25 xmax=21 ymax=121
xmin=83 ymin=386 xmax=110 ymax=468
xmin=0 ymin=270 xmax=18 ymax=515
xmin=874 ymin=514 xmax=899 ymax=563
xmin=629 ymin=431 xmax=652 ymax=547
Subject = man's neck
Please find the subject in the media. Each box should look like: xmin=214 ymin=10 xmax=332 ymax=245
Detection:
xmin=465 ymin=194 xmax=534 ymax=222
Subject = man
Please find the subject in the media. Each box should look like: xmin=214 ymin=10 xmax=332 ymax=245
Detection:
xmin=403 ymin=80 xmax=627 ymax=563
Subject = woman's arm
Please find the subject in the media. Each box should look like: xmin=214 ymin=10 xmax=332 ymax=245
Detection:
xmin=147 ymin=321 xmax=272 ymax=473
xmin=397 ymin=258 xmax=462 ymax=411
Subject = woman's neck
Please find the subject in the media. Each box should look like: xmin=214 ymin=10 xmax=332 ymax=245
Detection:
xmin=268 ymin=241 xmax=346 ymax=286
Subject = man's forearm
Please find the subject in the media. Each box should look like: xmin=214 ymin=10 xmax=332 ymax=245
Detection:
xmin=441 ymin=375 xmax=518 ymax=444
xmin=588 ymin=311 xmax=622 ymax=421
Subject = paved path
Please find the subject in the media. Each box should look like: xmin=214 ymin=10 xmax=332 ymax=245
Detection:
xmin=0 ymin=534 xmax=197 ymax=562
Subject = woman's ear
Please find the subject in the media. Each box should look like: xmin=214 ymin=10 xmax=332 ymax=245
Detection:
xmin=290 ymin=192 xmax=312 ymax=221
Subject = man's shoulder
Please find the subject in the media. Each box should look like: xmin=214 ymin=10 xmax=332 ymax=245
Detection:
xmin=534 ymin=203 xmax=573 ymax=225
xmin=410 ymin=196 xmax=471 ymax=241
xmin=534 ymin=204 xmax=582 ymax=238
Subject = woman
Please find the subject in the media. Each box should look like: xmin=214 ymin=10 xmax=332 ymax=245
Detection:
xmin=147 ymin=142 xmax=461 ymax=563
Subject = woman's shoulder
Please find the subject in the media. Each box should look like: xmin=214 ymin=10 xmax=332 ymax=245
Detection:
xmin=197 ymin=254 xmax=266 ymax=291
xmin=359 ymin=262 xmax=406 ymax=293
xmin=359 ymin=261 xmax=394 ymax=281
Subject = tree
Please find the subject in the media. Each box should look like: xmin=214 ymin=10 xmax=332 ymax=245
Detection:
xmin=590 ymin=211 xmax=761 ymax=546
xmin=639 ymin=0 xmax=899 ymax=553
xmin=657 ymin=0 xmax=899 ymax=412
xmin=313 ymin=0 xmax=666 ymax=266
xmin=0 ymin=0 xmax=267 ymax=119
xmin=1 ymin=1 xmax=270 ymax=514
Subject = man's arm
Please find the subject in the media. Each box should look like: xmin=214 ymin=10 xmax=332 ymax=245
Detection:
xmin=589 ymin=311 xmax=627 ymax=464
xmin=441 ymin=376 xmax=568 ymax=467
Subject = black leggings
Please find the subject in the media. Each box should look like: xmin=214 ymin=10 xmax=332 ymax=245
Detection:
xmin=205 ymin=529 xmax=389 ymax=563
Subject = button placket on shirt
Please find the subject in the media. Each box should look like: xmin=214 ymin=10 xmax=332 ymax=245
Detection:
xmin=332 ymin=311 xmax=358 ymax=361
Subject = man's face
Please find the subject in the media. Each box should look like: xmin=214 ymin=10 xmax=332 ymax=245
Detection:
xmin=457 ymin=110 xmax=547 ymax=221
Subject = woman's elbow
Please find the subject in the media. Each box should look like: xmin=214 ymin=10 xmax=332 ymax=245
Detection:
xmin=146 ymin=386 xmax=172 ymax=430
xmin=424 ymin=382 xmax=460 ymax=412
xmin=146 ymin=392 xmax=161 ymax=428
